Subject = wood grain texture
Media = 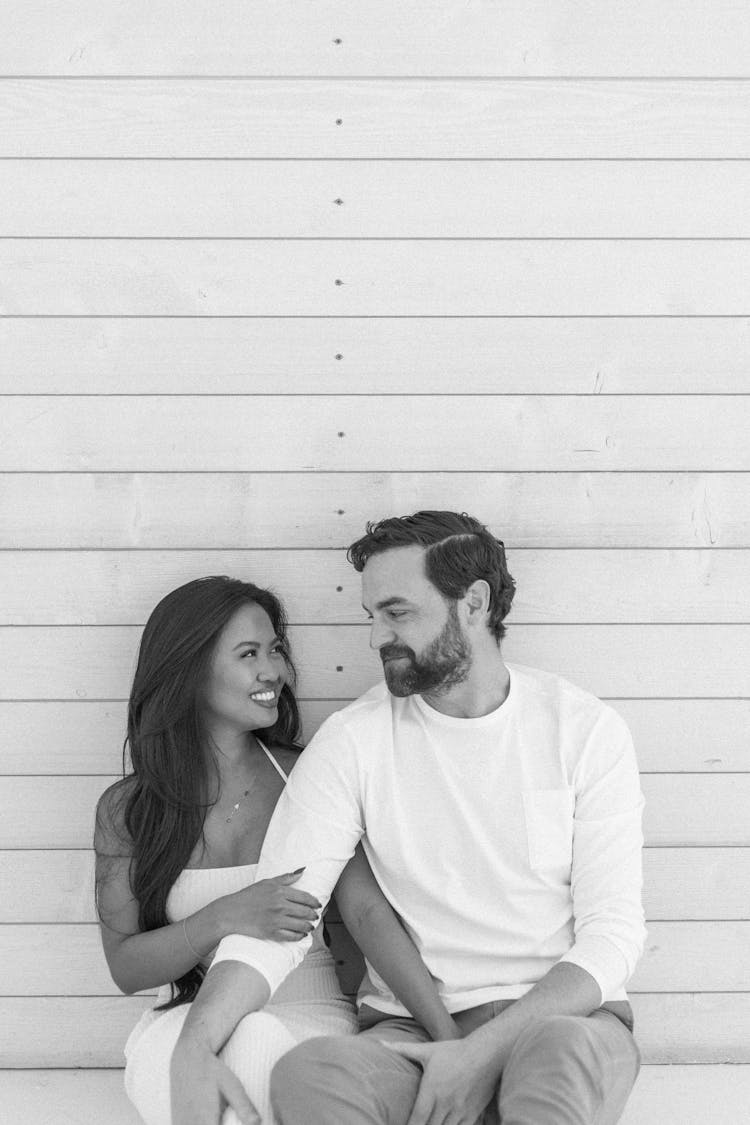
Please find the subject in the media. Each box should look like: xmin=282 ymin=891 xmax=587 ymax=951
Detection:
xmin=6 ymin=240 xmax=750 ymax=316
xmin=2 ymin=995 xmax=748 ymax=1066
xmin=2 ymin=473 xmax=746 ymax=549
xmin=2 ymin=774 xmax=748 ymax=849
xmin=4 ymin=80 xmax=750 ymax=158
xmin=7 ymin=161 xmax=750 ymax=239
xmin=2 ymin=1066 xmax=748 ymax=1125
xmin=3 ymin=316 xmax=750 ymax=395
xmin=3 ymin=549 xmax=747 ymax=625
xmin=622 ymin=1065 xmax=750 ymax=1125
xmin=2 ymin=624 xmax=748 ymax=700
xmin=3 ymin=396 xmax=749 ymax=471
xmin=2 ymin=2 xmax=750 ymax=76
xmin=4 ymin=847 xmax=749 ymax=923
xmin=3 ymin=698 xmax=747 ymax=775
xmin=5 ymin=921 xmax=748 ymax=995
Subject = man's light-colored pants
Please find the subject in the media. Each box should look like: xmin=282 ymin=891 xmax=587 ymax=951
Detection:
xmin=270 ymin=999 xmax=641 ymax=1124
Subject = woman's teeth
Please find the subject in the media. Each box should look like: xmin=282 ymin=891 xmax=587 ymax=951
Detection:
xmin=251 ymin=691 xmax=276 ymax=702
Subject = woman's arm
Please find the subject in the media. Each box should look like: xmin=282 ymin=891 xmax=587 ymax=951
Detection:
xmin=334 ymin=844 xmax=460 ymax=1041
xmin=94 ymin=784 xmax=226 ymax=994
xmin=94 ymin=784 xmax=319 ymax=995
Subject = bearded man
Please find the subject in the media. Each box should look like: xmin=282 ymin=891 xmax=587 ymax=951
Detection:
xmin=172 ymin=511 xmax=645 ymax=1125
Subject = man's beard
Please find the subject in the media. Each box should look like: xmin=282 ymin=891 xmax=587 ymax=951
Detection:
xmin=379 ymin=603 xmax=471 ymax=698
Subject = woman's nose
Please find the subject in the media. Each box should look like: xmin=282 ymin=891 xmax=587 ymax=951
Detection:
xmin=257 ymin=658 xmax=278 ymax=682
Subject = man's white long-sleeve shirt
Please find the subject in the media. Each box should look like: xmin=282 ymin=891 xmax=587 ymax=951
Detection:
xmin=213 ymin=663 xmax=646 ymax=1011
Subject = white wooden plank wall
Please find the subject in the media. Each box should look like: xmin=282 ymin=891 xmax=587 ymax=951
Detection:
xmin=1 ymin=4 xmax=749 ymax=1122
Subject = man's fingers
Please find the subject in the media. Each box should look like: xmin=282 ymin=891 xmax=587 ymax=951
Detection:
xmin=384 ymin=1040 xmax=430 ymax=1065
xmin=406 ymin=1087 xmax=437 ymax=1125
xmin=218 ymin=1065 xmax=260 ymax=1125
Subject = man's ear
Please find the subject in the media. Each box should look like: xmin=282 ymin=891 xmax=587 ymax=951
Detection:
xmin=463 ymin=579 xmax=491 ymax=625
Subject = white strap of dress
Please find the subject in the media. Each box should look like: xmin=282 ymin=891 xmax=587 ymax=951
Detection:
xmin=257 ymin=738 xmax=288 ymax=781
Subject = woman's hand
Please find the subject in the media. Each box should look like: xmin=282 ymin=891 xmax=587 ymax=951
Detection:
xmin=171 ymin=1033 xmax=260 ymax=1125
xmin=217 ymin=869 xmax=322 ymax=942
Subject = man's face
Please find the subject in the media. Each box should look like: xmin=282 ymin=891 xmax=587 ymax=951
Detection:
xmin=361 ymin=546 xmax=471 ymax=697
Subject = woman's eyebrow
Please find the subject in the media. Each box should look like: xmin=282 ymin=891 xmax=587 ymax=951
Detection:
xmin=232 ymin=636 xmax=281 ymax=650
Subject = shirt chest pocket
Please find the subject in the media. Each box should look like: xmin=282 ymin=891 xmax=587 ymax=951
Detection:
xmin=522 ymin=788 xmax=575 ymax=875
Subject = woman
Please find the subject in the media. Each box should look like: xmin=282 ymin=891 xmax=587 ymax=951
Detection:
xmin=95 ymin=576 xmax=457 ymax=1125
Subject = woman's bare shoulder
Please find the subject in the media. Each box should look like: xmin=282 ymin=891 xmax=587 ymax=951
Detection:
xmin=94 ymin=776 xmax=136 ymax=855
xmin=272 ymin=743 xmax=304 ymax=775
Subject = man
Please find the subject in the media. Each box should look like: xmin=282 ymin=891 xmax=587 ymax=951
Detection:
xmin=172 ymin=511 xmax=645 ymax=1124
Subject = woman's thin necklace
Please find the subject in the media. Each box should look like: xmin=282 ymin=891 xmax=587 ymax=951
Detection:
xmin=226 ymin=785 xmax=252 ymax=823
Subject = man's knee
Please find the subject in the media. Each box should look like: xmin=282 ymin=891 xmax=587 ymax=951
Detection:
xmin=509 ymin=1015 xmax=597 ymax=1069
xmin=271 ymin=1037 xmax=333 ymax=1106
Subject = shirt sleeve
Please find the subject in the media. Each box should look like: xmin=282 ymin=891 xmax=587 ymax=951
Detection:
xmin=210 ymin=712 xmax=366 ymax=995
xmin=557 ymin=707 xmax=647 ymax=1001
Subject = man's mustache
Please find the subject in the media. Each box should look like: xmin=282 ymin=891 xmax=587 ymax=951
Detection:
xmin=379 ymin=644 xmax=415 ymax=663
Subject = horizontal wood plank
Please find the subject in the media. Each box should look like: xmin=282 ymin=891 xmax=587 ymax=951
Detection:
xmin=3 ymin=549 xmax=747 ymax=626
xmin=2 ymin=774 xmax=748 ymax=849
xmin=1 ymin=994 xmax=747 ymax=1065
xmin=5 ymin=921 xmax=748 ymax=996
xmin=3 ymin=316 xmax=750 ymax=395
xmin=7 ymin=241 xmax=750 ymax=316
xmin=643 ymin=848 xmax=750 ymax=919
xmin=621 ymin=1065 xmax=750 ymax=1125
xmin=3 ymin=698 xmax=747 ymax=775
xmin=3 ymin=396 xmax=749 ymax=471
xmin=642 ymin=776 xmax=750 ymax=846
xmin=2 ymin=472 xmax=747 ymax=549
xmin=1 ymin=624 xmax=748 ymax=701
xmin=2 ymin=2 xmax=750 ymax=77
xmin=7 ymin=161 xmax=750 ymax=240
xmin=2 ymin=1066 xmax=748 ymax=1125
xmin=4 ymin=847 xmax=749 ymax=924
xmin=0 ymin=1070 xmax=140 ymax=1125
xmin=4 ymin=80 xmax=750 ymax=158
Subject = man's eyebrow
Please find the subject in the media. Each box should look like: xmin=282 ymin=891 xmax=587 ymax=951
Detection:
xmin=362 ymin=597 xmax=411 ymax=613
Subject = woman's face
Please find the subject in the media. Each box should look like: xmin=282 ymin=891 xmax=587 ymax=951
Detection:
xmin=201 ymin=602 xmax=289 ymax=736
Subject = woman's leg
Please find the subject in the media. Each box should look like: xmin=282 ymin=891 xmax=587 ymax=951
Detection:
xmin=219 ymin=1010 xmax=300 ymax=1125
xmin=125 ymin=1002 xmax=354 ymax=1125
xmin=124 ymin=1005 xmax=190 ymax=1125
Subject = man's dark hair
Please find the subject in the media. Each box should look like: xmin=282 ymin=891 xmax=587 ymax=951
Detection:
xmin=347 ymin=510 xmax=516 ymax=642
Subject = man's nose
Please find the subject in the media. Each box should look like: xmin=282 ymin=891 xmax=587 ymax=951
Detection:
xmin=369 ymin=619 xmax=395 ymax=650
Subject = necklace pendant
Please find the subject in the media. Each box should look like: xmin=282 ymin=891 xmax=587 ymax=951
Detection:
xmin=225 ymin=787 xmax=252 ymax=823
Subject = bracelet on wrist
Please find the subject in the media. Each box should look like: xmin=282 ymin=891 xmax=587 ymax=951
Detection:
xmin=182 ymin=916 xmax=204 ymax=962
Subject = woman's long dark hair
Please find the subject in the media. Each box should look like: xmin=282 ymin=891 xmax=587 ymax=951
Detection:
xmin=96 ymin=576 xmax=301 ymax=1009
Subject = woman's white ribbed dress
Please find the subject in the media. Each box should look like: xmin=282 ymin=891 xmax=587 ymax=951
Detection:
xmin=123 ymin=747 xmax=358 ymax=1124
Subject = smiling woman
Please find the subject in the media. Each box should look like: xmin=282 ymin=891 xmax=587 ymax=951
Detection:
xmin=92 ymin=575 xmax=457 ymax=1124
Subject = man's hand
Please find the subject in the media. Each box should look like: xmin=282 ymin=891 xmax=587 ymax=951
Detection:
xmin=387 ymin=1038 xmax=500 ymax=1125
xmin=170 ymin=1034 xmax=259 ymax=1125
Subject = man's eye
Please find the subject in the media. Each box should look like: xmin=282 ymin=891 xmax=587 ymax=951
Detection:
xmin=389 ymin=610 xmax=406 ymax=619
